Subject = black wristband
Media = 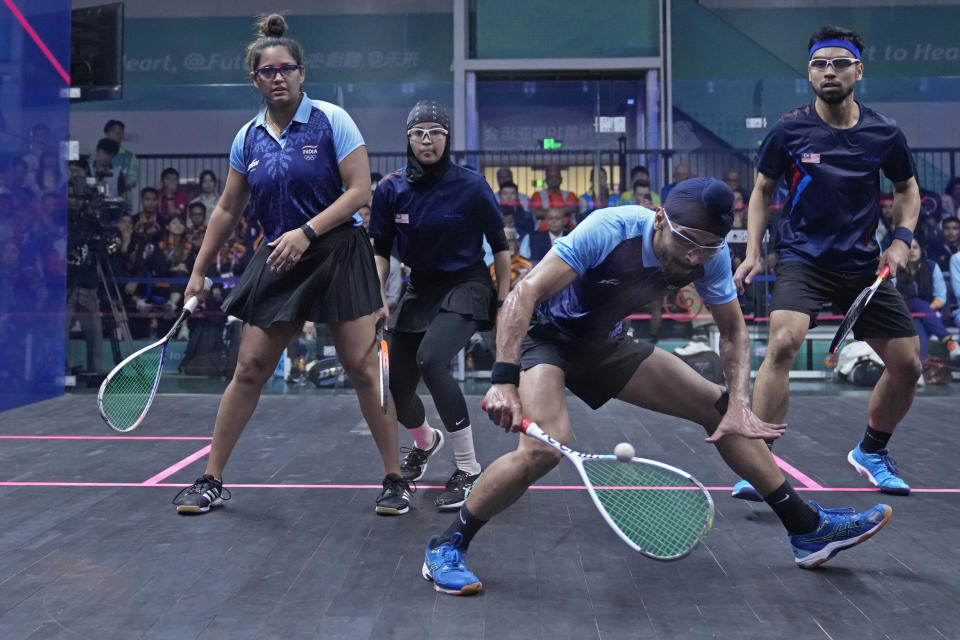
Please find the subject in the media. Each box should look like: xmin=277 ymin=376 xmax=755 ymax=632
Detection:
xmin=490 ymin=361 xmax=521 ymax=386
xmin=891 ymin=226 xmax=913 ymax=248
xmin=300 ymin=223 xmax=318 ymax=242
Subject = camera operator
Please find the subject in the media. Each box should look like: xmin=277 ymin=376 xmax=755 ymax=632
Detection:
xmin=88 ymin=138 xmax=127 ymax=203
xmin=65 ymin=178 xmax=104 ymax=376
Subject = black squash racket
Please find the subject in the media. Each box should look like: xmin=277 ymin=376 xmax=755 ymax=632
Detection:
xmin=377 ymin=325 xmax=389 ymax=414
xmin=829 ymin=265 xmax=890 ymax=355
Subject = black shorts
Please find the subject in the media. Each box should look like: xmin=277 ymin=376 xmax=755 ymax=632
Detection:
xmin=222 ymin=224 xmax=382 ymax=328
xmin=769 ymin=260 xmax=916 ymax=340
xmin=519 ymin=319 xmax=656 ymax=410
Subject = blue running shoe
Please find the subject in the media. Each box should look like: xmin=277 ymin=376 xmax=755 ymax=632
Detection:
xmin=848 ymin=444 xmax=911 ymax=495
xmin=422 ymin=533 xmax=483 ymax=596
xmin=731 ymin=478 xmax=763 ymax=502
xmin=789 ymin=501 xmax=892 ymax=569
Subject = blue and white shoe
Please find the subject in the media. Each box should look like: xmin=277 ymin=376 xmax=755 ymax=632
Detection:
xmin=848 ymin=444 xmax=911 ymax=496
xmin=789 ymin=501 xmax=892 ymax=569
xmin=422 ymin=533 xmax=483 ymax=596
xmin=731 ymin=478 xmax=763 ymax=502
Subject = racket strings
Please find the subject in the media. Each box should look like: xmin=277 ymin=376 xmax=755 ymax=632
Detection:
xmin=583 ymin=459 xmax=713 ymax=559
xmin=100 ymin=348 xmax=164 ymax=431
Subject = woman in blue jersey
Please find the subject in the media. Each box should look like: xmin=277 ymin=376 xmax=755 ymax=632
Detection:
xmin=370 ymin=101 xmax=511 ymax=510
xmin=172 ymin=14 xmax=409 ymax=516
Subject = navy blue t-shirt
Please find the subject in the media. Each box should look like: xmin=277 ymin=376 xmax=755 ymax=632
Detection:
xmin=369 ymin=164 xmax=504 ymax=271
xmin=756 ymin=102 xmax=915 ymax=273
xmin=542 ymin=206 xmax=736 ymax=342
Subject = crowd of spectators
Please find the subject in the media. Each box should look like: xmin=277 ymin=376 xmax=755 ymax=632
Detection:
xmin=5 ymin=117 xmax=960 ymax=377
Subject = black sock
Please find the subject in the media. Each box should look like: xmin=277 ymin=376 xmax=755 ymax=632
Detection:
xmin=860 ymin=426 xmax=892 ymax=454
xmin=763 ymin=481 xmax=820 ymax=535
xmin=434 ymin=505 xmax=487 ymax=551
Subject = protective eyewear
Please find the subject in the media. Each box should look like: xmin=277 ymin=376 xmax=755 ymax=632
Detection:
xmin=808 ymin=58 xmax=860 ymax=72
xmin=253 ymin=64 xmax=303 ymax=80
xmin=408 ymin=127 xmax=448 ymax=141
xmin=662 ymin=208 xmax=726 ymax=256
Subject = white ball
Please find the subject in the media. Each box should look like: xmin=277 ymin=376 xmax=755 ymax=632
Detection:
xmin=614 ymin=442 xmax=635 ymax=462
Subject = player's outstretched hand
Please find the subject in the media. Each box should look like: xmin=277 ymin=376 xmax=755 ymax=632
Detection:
xmin=704 ymin=399 xmax=786 ymax=443
xmin=733 ymin=253 xmax=764 ymax=296
xmin=482 ymin=385 xmax=524 ymax=433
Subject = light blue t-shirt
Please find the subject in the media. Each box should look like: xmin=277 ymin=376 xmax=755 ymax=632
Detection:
xmin=539 ymin=205 xmax=736 ymax=341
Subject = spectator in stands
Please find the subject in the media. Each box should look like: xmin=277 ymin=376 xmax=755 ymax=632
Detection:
xmin=30 ymin=153 xmax=64 ymax=194
xmin=111 ymin=214 xmax=139 ymax=276
xmin=89 ymin=138 xmax=126 ymax=201
xmin=158 ymin=167 xmax=188 ymax=221
xmin=940 ymin=176 xmax=960 ymax=217
xmin=723 ymin=168 xmax=742 ymax=192
xmin=895 ymin=239 xmax=959 ymax=363
xmin=133 ymin=187 xmax=163 ymax=245
xmin=151 ymin=215 xmax=194 ymax=309
xmin=103 ymin=120 xmax=139 ymax=209
xmin=189 ymin=169 xmax=220 ymax=225
xmin=660 ymin=162 xmax=693 ymax=201
xmin=529 ymin=164 xmax=578 ymax=231
xmin=8 ymin=157 xmax=35 ymax=202
xmin=185 ymin=202 xmax=208 ymax=246
xmin=497 ymin=181 xmax=535 ymax=240
xmin=22 ymin=124 xmax=50 ymax=175
xmin=491 ymin=226 xmax=531 ymax=291
xmin=579 ymin=167 xmax=616 ymax=219
xmin=530 ymin=207 xmax=568 ymax=264
xmin=209 ymin=227 xmax=248 ymax=280
xmin=631 ymin=178 xmax=654 ymax=206
xmin=496 ymin=167 xmax=530 ymax=209
xmin=618 ymin=165 xmax=661 ymax=206
xmin=925 ymin=215 xmax=960 ymax=273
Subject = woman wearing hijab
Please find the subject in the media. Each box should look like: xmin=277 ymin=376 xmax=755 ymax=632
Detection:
xmin=369 ymin=100 xmax=510 ymax=510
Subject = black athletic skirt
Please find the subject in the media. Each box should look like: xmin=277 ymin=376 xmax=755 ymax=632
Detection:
xmin=393 ymin=261 xmax=497 ymax=333
xmin=222 ymin=224 xmax=382 ymax=328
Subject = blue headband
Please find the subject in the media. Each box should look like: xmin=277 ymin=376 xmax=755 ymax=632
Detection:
xmin=809 ymin=38 xmax=861 ymax=60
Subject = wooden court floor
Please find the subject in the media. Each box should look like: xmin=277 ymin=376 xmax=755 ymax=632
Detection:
xmin=1 ymin=391 xmax=958 ymax=640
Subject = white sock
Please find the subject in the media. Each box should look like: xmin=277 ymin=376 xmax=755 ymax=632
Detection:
xmin=408 ymin=421 xmax=434 ymax=450
xmin=448 ymin=426 xmax=481 ymax=474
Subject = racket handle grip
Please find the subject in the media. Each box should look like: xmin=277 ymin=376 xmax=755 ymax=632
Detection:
xmin=183 ymin=278 xmax=215 ymax=314
xmin=877 ymin=265 xmax=890 ymax=280
xmin=480 ymin=400 xmax=534 ymax=433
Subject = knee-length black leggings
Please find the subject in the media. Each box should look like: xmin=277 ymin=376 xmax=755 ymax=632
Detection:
xmin=390 ymin=310 xmax=478 ymax=433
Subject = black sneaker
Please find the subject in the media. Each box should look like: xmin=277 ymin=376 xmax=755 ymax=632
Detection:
xmin=400 ymin=428 xmax=445 ymax=482
xmin=435 ymin=468 xmax=481 ymax=511
xmin=172 ymin=474 xmax=230 ymax=514
xmin=376 ymin=473 xmax=414 ymax=515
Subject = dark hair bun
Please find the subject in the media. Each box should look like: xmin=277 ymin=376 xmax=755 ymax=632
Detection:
xmin=258 ymin=14 xmax=287 ymax=38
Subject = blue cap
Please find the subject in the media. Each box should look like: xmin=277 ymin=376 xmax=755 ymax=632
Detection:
xmin=663 ymin=177 xmax=734 ymax=238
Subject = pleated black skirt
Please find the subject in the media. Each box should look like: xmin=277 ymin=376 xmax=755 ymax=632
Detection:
xmin=222 ymin=224 xmax=382 ymax=328
xmin=393 ymin=261 xmax=497 ymax=333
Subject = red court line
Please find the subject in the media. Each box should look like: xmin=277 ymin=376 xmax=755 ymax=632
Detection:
xmin=772 ymin=454 xmax=824 ymax=489
xmin=2 ymin=0 xmax=71 ymax=85
xmin=0 ymin=435 xmax=211 ymax=440
xmin=0 ymin=482 xmax=958 ymax=492
xmin=141 ymin=445 xmax=212 ymax=485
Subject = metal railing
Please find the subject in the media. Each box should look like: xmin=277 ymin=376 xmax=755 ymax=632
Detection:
xmin=136 ymin=147 xmax=960 ymax=203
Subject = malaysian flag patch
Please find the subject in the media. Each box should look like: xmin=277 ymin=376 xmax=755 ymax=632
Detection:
xmin=801 ymin=152 xmax=821 ymax=164
xmin=394 ymin=213 xmax=410 ymax=224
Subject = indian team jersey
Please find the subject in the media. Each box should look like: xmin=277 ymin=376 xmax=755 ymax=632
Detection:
xmin=540 ymin=206 xmax=736 ymax=342
xmin=756 ymin=102 xmax=915 ymax=273
xmin=229 ymin=93 xmax=365 ymax=242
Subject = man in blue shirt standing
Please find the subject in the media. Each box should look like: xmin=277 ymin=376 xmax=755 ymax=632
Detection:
xmin=420 ymin=179 xmax=892 ymax=595
xmin=734 ymin=26 xmax=922 ymax=500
